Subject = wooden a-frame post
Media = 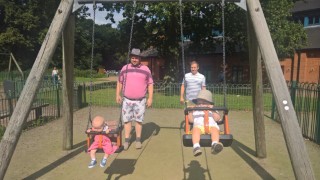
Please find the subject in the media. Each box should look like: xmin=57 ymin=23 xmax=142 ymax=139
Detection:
xmin=0 ymin=0 xmax=74 ymax=179
xmin=62 ymin=13 xmax=75 ymax=150
xmin=247 ymin=8 xmax=266 ymax=158
xmin=246 ymin=0 xmax=315 ymax=179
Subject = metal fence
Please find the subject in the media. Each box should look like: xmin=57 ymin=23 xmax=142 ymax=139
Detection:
xmin=81 ymin=82 xmax=273 ymax=111
xmin=0 ymin=80 xmax=319 ymax=144
xmin=287 ymin=82 xmax=320 ymax=143
xmin=0 ymin=79 xmax=86 ymax=128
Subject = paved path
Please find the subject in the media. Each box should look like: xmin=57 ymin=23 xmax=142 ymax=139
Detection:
xmin=4 ymin=107 xmax=320 ymax=179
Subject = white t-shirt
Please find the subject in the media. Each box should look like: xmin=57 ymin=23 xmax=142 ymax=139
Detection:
xmin=193 ymin=110 xmax=219 ymax=129
xmin=52 ymin=69 xmax=58 ymax=76
xmin=182 ymin=72 xmax=206 ymax=101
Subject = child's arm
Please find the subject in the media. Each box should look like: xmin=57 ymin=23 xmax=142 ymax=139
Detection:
xmin=188 ymin=111 xmax=194 ymax=123
xmin=212 ymin=111 xmax=221 ymax=122
xmin=104 ymin=126 xmax=110 ymax=134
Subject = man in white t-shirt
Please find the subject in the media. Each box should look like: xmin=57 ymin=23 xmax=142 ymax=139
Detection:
xmin=52 ymin=67 xmax=59 ymax=85
xmin=180 ymin=61 xmax=206 ymax=106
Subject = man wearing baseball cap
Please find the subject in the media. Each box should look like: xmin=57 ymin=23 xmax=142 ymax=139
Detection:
xmin=116 ymin=48 xmax=154 ymax=150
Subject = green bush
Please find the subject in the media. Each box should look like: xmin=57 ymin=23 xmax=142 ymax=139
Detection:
xmin=74 ymin=68 xmax=105 ymax=78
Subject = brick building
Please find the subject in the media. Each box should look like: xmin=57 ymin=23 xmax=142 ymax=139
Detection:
xmin=140 ymin=47 xmax=165 ymax=81
xmin=280 ymin=0 xmax=320 ymax=83
xmin=141 ymin=0 xmax=320 ymax=84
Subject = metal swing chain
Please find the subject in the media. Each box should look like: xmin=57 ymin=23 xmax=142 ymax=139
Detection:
xmin=117 ymin=0 xmax=136 ymax=128
xmin=126 ymin=0 xmax=137 ymax=63
xmin=179 ymin=0 xmax=186 ymax=76
xmin=87 ymin=1 xmax=97 ymax=128
xmin=222 ymin=0 xmax=227 ymax=107
xmin=122 ymin=0 xmax=137 ymax=98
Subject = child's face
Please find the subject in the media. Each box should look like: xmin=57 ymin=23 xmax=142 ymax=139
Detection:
xmin=196 ymin=99 xmax=210 ymax=105
xmin=92 ymin=118 xmax=104 ymax=130
xmin=92 ymin=123 xmax=103 ymax=130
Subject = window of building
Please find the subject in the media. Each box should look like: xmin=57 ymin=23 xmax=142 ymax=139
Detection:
xmin=303 ymin=16 xmax=320 ymax=27
xmin=202 ymin=66 xmax=213 ymax=82
xmin=232 ymin=66 xmax=243 ymax=83
xmin=315 ymin=16 xmax=320 ymax=24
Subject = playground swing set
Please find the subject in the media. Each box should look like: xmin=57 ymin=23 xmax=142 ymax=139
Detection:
xmin=0 ymin=0 xmax=315 ymax=179
xmin=84 ymin=0 xmax=233 ymax=152
xmin=84 ymin=0 xmax=140 ymax=153
xmin=177 ymin=0 xmax=233 ymax=147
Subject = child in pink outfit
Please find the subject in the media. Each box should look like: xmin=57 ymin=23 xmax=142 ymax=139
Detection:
xmin=87 ymin=116 xmax=117 ymax=168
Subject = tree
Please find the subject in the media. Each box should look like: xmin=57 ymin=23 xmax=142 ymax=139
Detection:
xmin=102 ymin=2 xmax=248 ymax=80
xmin=261 ymin=0 xmax=307 ymax=58
xmin=101 ymin=0 xmax=305 ymax=79
xmin=0 ymin=0 xmax=60 ymax=70
xmin=75 ymin=12 xmax=122 ymax=70
xmin=0 ymin=0 xmax=306 ymax=74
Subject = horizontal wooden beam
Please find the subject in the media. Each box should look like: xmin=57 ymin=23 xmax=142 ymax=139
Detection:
xmin=78 ymin=0 xmax=240 ymax=3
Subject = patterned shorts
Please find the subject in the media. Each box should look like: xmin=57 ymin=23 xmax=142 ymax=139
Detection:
xmin=122 ymin=97 xmax=146 ymax=123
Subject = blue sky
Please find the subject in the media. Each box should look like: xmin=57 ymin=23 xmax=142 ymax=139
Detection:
xmin=86 ymin=4 xmax=123 ymax=28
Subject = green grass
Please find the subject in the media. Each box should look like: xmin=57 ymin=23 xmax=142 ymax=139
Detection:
xmin=75 ymin=77 xmax=99 ymax=83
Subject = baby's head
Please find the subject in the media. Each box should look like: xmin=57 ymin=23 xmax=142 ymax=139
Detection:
xmin=192 ymin=90 xmax=214 ymax=105
xmin=92 ymin=116 xmax=105 ymax=130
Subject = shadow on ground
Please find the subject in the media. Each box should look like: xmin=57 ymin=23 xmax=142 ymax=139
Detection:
xmin=23 ymin=141 xmax=86 ymax=180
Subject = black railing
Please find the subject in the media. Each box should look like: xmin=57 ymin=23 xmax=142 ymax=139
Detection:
xmin=0 ymin=79 xmax=319 ymax=144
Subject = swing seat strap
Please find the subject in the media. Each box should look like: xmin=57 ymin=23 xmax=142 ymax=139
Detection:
xmin=204 ymin=110 xmax=210 ymax=134
xmin=98 ymin=134 xmax=103 ymax=149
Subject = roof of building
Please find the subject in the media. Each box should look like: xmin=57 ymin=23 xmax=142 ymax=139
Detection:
xmin=304 ymin=27 xmax=320 ymax=49
xmin=292 ymin=0 xmax=320 ymax=13
xmin=141 ymin=47 xmax=158 ymax=57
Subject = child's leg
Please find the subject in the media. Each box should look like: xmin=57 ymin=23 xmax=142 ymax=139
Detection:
xmin=210 ymin=126 xmax=223 ymax=154
xmin=90 ymin=149 xmax=97 ymax=160
xmin=192 ymin=127 xmax=201 ymax=146
xmin=100 ymin=153 xmax=109 ymax=167
xmin=210 ymin=126 xmax=220 ymax=143
xmin=103 ymin=153 xmax=109 ymax=159
xmin=88 ymin=149 xmax=98 ymax=168
xmin=192 ymin=127 xmax=202 ymax=156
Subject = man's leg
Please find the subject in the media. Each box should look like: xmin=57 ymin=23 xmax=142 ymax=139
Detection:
xmin=135 ymin=121 xmax=142 ymax=149
xmin=123 ymin=122 xmax=132 ymax=150
xmin=124 ymin=122 xmax=132 ymax=139
xmin=135 ymin=121 xmax=142 ymax=138
xmin=133 ymin=99 xmax=146 ymax=149
xmin=122 ymin=99 xmax=132 ymax=150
